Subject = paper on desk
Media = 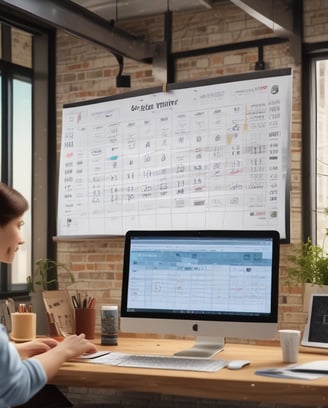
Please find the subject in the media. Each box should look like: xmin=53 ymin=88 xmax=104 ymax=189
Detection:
xmin=289 ymin=360 xmax=328 ymax=374
xmin=256 ymin=359 xmax=328 ymax=379
xmin=255 ymin=368 xmax=323 ymax=380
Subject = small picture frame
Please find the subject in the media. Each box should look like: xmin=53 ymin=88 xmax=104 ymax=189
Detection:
xmin=302 ymin=293 xmax=328 ymax=348
xmin=42 ymin=290 xmax=75 ymax=336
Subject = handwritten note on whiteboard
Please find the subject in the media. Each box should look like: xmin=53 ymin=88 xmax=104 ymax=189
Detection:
xmin=57 ymin=69 xmax=292 ymax=239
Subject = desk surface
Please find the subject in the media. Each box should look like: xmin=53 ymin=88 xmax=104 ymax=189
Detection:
xmin=53 ymin=337 xmax=328 ymax=406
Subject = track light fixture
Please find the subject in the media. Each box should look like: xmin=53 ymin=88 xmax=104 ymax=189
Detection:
xmin=255 ymin=44 xmax=266 ymax=71
xmin=115 ymin=54 xmax=131 ymax=88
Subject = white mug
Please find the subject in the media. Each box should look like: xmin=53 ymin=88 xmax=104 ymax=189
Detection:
xmin=279 ymin=329 xmax=301 ymax=363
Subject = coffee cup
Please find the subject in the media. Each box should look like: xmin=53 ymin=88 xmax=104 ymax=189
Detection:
xmin=279 ymin=329 xmax=301 ymax=363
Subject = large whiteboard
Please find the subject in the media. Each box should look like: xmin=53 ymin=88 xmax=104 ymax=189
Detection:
xmin=57 ymin=69 xmax=292 ymax=239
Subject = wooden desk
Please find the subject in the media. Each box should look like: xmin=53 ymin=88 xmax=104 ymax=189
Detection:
xmin=52 ymin=337 xmax=328 ymax=407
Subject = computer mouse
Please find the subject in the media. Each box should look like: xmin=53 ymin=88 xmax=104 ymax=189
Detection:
xmin=227 ymin=360 xmax=251 ymax=370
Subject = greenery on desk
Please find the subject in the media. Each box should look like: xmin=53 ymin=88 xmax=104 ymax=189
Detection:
xmin=27 ymin=258 xmax=74 ymax=291
xmin=287 ymin=233 xmax=328 ymax=286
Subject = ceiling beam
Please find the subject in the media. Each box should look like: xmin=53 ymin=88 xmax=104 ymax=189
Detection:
xmin=230 ymin=0 xmax=301 ymax=63
xmin=0 ymin=0 xmax=155 ymax=62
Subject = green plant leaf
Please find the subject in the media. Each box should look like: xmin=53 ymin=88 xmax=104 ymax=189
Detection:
xmin=27 ymin=258 xmax=74 ymax=291
xmin=287 ymin=237 xmax=328 ymax=286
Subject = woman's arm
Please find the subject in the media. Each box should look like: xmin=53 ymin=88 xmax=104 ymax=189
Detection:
xmin=0 ymin=326 xmax=96 ymax=407
xmin=0 ymin=327 xmax=47 ymax=407
xmin=15 ymin=338 xmax=58 ymax=359
xmin=31 ymin=333 xmax=97 ymax=381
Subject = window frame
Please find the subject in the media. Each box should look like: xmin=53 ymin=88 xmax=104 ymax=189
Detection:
xmin=303 ymin=48 xmax=328 ymax=245
xmin=0 ymin=16 xmax=56 ymax=298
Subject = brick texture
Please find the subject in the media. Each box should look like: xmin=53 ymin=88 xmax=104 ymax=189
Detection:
xmin=54 ymin=1 xmax=324 ymax=405
xmin=56 ymin=0 xmax=304 ymax=337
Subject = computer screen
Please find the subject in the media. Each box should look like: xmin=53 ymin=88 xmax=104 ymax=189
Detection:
xmin=120 ymin=230 xmax=280 ymax=357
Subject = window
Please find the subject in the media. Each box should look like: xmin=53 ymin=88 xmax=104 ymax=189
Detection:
xmin=12 ymin=79 xmax=32 ymax=286
xmin=315 ymin=59 xmax=328 ymax=246
xmin=0 ymin=19 xmax=56 ymax=296
xmin=0 ymin=24 xmax=33 ymax=293
xmin=305 ymin=55 xmax=328 ymax=247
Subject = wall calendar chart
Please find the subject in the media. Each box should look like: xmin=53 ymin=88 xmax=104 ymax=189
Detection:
xmin=57 ymin=68 xmax=292 ymax=240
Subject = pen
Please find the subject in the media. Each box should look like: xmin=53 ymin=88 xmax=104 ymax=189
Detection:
xmin=72 ymin=295 xmax=79 ymax=309
xmin=82 ymin=297 xmax=87 ymax=309
xmin=88 ymin=297 xmax=95 ymax=309
xmin=18 ymin=303 xmax=26 ymax=313
xmin=72 ymin=293 xmax=96 ymax=309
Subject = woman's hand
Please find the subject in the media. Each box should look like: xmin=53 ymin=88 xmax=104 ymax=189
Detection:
xmin=54 ymin=334 xmax=97 ymax=360
xmin=32 ymin=333 xmax=97 ymax=381
xmin=15 ymin=337 xmax=58 ymax=359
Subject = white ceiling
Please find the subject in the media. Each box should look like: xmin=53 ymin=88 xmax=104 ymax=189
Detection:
xmin=70 ymin=0 xmax=216 ymax=20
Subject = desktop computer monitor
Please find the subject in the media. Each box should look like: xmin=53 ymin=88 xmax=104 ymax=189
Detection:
xmin=120 ymin=229 xmax=280 ymax=357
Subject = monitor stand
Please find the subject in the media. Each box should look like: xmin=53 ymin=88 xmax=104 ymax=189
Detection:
xmin=173 ymin=336 xmax=224 ymax=358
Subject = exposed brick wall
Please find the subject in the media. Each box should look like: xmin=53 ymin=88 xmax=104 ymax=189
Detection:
xmin=57 ymin=238 xmax=124 ymax=330
xmin=54 ymin=0 xmax=328 ymax=405
xmin=56 ymin=1 xmax=304 ymax=337
xmin=304 ymin=0 xmax=328 ymax=42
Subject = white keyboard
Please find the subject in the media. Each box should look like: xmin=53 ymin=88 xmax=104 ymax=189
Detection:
xmin=88 ymin=352 xmax=226 ymax=372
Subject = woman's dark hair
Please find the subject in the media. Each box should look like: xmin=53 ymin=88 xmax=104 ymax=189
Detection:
xmin=0 ymin=182 xmax=28 ymax=227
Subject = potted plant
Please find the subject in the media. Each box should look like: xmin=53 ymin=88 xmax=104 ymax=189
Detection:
xmin=287 ymin=237 xmax=328 ymax=285
xmin=27 ymin=258 xmax=75 ymax=335
xmin=287 ymin=234 xmax=328 ymax=311
xmin=27 ymin=258 xmax=75 ymax=292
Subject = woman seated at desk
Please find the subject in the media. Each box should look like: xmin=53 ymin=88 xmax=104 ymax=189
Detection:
xmin=0 ymin=182 xmax=97 ymax=407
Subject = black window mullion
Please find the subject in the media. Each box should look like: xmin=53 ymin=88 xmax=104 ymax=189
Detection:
xmin=2 ymin=76 xmax=13 ymax=184
xmin=0 ymin=77 xmax=14 ymax=294
xmin=0 ymin=24 xmax=13 ymax=293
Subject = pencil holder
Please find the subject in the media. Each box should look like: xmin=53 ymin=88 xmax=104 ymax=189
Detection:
xmin=10 ymin=312 xmax=36 ymax=342
xmin=75 ymin=308 xmax=96 ymax=339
